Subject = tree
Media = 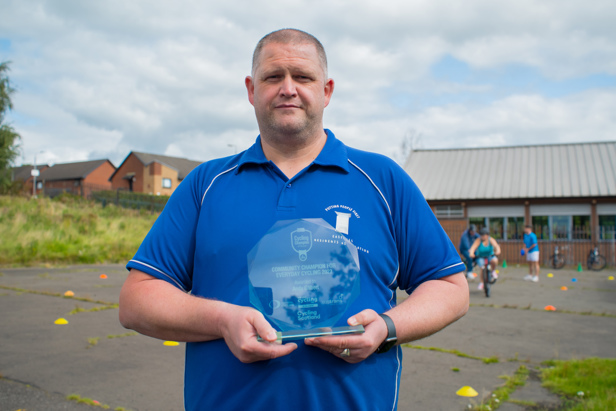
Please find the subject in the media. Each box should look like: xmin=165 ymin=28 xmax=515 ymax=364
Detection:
xmin=0 ymin=61 xmax=22 ymax=193
xmin=395 ymin=128 xmax=423 ymax=165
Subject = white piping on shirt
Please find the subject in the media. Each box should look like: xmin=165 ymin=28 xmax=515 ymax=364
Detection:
xmin=347 ymin=160 xmax=392 ymax=216
xmin=348 ymin=159 xmax=400 ymax=410
xmin=129 ymin=259 xmax=187 ymax=292
xmin=201 ymin=165 xmax=239 ymax=206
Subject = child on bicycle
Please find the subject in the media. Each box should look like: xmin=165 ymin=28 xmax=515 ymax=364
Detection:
xmin=469 ymin=227 xmax=501 ymax=290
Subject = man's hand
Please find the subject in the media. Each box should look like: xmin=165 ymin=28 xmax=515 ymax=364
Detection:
xmin=219 ymin=305 xmax=297 ymax=363
xmin=304 ymin=309 xmax=388 ymax=364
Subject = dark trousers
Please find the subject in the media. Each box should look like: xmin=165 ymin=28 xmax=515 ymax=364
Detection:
xmin=461 ymin=249 xmax=472 ymax=272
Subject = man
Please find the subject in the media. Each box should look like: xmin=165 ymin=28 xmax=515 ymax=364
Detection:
xmin=523 ymin=225 xmax=540 ymax=282
xmin=459 ymin=224 xmax=479 ymax=279
xmin=119 ymin=29 xmax=468 ymax=411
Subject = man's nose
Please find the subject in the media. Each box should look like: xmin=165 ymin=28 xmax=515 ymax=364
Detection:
xmin=279 ymin=76 xmax=297 ymax=97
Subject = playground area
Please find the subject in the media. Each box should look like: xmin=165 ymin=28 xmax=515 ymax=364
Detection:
xmin=1 ymin=263 xmax=615 ymax=410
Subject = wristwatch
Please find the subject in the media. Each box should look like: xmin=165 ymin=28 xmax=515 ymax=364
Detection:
xmin=375 ymin=313 xmax=397 ymax=354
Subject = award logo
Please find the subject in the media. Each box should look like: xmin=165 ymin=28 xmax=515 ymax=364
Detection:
xmin=291 ymin=228 xmax=312 ymax=261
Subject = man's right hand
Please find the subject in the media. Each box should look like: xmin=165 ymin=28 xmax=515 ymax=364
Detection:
xmin=219 ymin=305 xmax=297 ymax=363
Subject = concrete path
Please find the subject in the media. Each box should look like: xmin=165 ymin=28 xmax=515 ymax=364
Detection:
xmin=1 ymin=264 xmax=615 ymax=410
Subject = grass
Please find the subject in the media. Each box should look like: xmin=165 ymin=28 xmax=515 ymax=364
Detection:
xmin=67 ymin=393 xmax=133 ymax=410
xmin=470 ymin=302 xmax=616 ymax=318
xmin=541 ymin=358 xmax=616 ymax=410
xmin=402 ymin=343 xmax=499 ymax=364
xmin=473 ymin=365 xmax=529 ymax=411
xmin=107 ymin=331 xmax=138 ymax=339
xmin=0 ymin=285 xmax=116 ymax=306
xmin=68 ymin=304 xmax=118 ymax=315
xmin=0 ymin=194 xmax=158 ymax=266
xmin=87 ymin=337 xmax=100 ymax=348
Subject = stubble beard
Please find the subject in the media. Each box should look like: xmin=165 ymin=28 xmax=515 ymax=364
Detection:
xmin=258 ymin=107 xmax=323 ymax=148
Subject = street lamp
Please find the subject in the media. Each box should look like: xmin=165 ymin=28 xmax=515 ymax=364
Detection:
xmin=31 ymin=150 xmax=45 ymax=198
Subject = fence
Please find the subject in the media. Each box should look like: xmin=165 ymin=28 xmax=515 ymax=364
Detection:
xmin=445 ymin=225 xmax=616 ymax=268
xmin=89 ymin=189 xmax=170 ymax=212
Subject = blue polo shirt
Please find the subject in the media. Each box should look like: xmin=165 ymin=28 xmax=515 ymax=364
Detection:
xmin=524 ymin=232 xmax=539 ymax=253
xmin=127 ymin=130 xmax=464 ymax=411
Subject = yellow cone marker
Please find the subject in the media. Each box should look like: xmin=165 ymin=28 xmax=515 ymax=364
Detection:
xmin=456 ymin=386 xmax=478 ymax=397
xmin=164 ymin=341 xmax=180 ymax=346
xmin=495 ymin=270 xmax=499 ymax=274
xmin=609 ymin=276 xmax=614 ymax=281
xmin=547 ymin=273 xmax=553 ymax=278
xmin=99 ymin=274 xmax=108 ymax=279
xmin=54 ymin=318 xmax=69 ymax=325
xmin=64 ymin=290 xmax=75 ymax=297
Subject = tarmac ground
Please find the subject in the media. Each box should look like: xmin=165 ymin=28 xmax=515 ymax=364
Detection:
xmin=1 ymin=263 xmax=615 ymax=410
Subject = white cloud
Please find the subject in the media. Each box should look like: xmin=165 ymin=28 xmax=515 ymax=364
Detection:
xmin=2 ymin=0 xmax=616 ymax=167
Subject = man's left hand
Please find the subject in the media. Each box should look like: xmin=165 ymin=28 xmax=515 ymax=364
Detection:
xmin=304 ymin=309 xmax=389 ymax=363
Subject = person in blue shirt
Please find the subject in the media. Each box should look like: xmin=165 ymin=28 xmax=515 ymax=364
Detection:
xmin=119 ymin=28 xmax=468 ymax=411
xmin=459 ymin=224 xmax=479 ymax=279
xmin=523 ymin=225 xmax=540 ymax=282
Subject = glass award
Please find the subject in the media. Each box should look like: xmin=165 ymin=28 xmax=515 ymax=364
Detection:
xmin=248 ymin=218 xmax=364 ymax=342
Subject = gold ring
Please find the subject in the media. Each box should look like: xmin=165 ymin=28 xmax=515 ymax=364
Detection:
xmin=340 ymin=348 xmax=351 ymax=357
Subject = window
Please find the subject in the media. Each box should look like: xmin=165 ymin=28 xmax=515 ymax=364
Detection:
xmin=434 ymin=205 xmax=463 ymax=218
xmin=489 ymin=217 xmax=504 ymax=240
xmin=599 ymin=215 xmax=616 ymax=240
xmin=572 ymin=215 xmax=591 ymax=240
xmin=551 ymin=216 xmax=570 ymax=240
xmin=469 ymin=217 xmax=486 ymax=231
xmin=162 ymin=178 xmax=172 ymax=189
xmin=532 ymin=216 xmax=548 ymax=239
xmin=506 ymin=217 xmax=524 ymax=240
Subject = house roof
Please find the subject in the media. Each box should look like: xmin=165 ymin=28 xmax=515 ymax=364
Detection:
xmin=111 ymin=151 xmax=203 ymax=181
xmin=10 ymin=165 xmax=38 ymax=181
xmin=404 ymin=141 xmax=616 ymax=201
xmin=38 ymin=159 xmax=114 ymax=182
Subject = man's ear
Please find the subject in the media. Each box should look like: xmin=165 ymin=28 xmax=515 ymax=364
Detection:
xmin=323 ymin=78 xmax=334 ymax=108
xmin=245 ymin=76 xmax=255 ymax=106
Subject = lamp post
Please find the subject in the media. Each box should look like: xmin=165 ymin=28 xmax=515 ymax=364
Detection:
xmin=31 ymin=151 xmax=45 ymax=198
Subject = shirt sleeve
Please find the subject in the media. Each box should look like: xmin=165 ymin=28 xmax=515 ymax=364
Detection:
xmin=126 ymin=166 xmax=205 ymax=291
xmin=389 ymin=167 xmax=465 ymax=294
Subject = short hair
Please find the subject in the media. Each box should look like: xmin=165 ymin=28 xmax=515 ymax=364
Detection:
xmin=479 ymin=227 xmax=490 ymax=236
xmin=525 ymin=225 xmax=533 ymax=229
xmin=252 ymin=28 xmax=328 ymax=77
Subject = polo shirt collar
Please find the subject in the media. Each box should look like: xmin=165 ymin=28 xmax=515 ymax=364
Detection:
xmin=237 ymin=129 xmax=349 ymax=173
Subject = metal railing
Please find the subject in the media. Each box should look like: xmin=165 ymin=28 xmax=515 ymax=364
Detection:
xmin=447 ymin=225 xmax=615 ymax=267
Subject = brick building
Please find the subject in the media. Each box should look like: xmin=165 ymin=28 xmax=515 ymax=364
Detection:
xmin=37 ymin=159 xmax=115 ymax=197
xmin=404 ymin=141 xmax=616 ymax=266
xmin=109 ymin=152 xmax=202 ymax=195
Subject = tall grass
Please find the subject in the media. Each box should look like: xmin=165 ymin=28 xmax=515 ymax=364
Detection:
xmin=0 ymin=194 xmax=159 ymax=266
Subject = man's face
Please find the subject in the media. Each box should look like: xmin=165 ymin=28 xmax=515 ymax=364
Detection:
xmin=246 ymin=42 xmax=334 ymax=140
xmin=524 ymin=227 xmax=531 ymax=234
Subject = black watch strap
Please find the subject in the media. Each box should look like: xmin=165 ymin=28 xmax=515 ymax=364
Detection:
xmin=375 ymin=313 xmax=397 ymax=354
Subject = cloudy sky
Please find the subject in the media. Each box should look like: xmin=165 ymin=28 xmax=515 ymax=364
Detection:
xmin=2 ymin=0 xmax=615 ymax=167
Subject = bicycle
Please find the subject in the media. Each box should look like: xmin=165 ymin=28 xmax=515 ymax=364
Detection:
xmin=549 ymin=245 xmax=566 ymax=269
xmin=476 ymin=256 xmax=497 ymax=298
xmin=587 ymin=245 xmax=607 ymax=271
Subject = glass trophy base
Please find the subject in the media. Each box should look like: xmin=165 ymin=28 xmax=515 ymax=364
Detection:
xmin=257 ymin=325 xmax=365 ymax=343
